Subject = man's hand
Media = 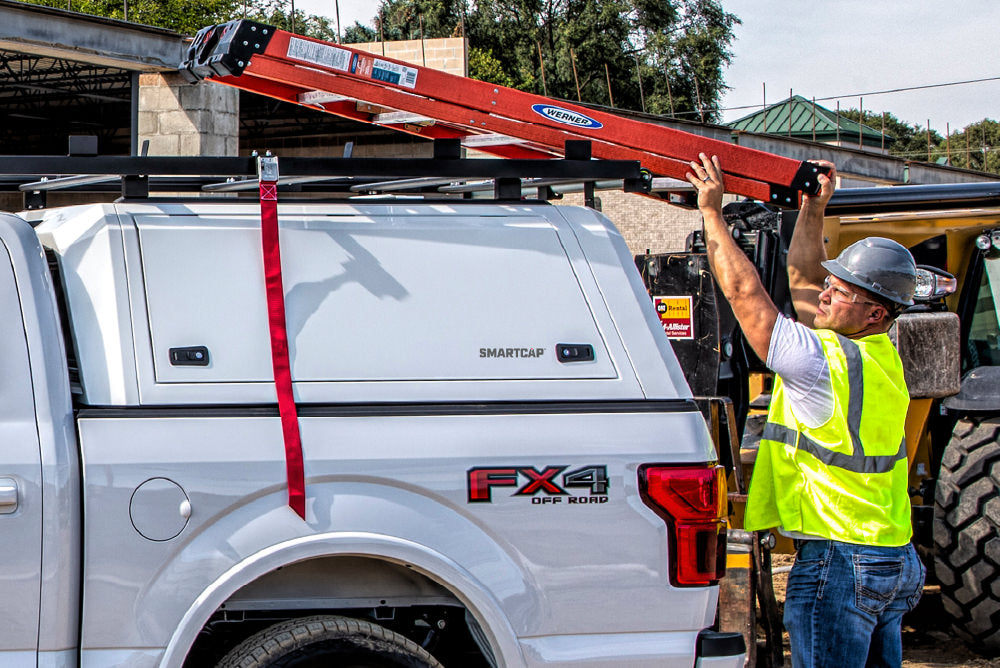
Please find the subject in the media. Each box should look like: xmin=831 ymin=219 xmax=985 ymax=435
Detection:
xmin=685 ymin=153 xmax=725 ymax=215
xmin=802 ymin=160 xmax=837 ymax=210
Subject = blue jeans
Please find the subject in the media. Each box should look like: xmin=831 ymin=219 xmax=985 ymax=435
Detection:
xmin=783 ymin=540 xmax=925 ymax=668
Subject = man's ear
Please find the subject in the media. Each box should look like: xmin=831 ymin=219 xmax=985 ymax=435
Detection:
xmin=867 ymin=305 xmax=889 ymax=325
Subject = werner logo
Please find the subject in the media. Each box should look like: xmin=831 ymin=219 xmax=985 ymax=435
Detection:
xmin=530 ymin=104 xmax=603 ymax=129
xmin=468 ymin=465 xmax=609 ymax=504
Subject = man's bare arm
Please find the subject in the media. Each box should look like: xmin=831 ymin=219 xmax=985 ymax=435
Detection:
xmin=686 ymin=154 xmax=778 ymax=362
xmin=787 ymin=161 xmax=836 ymax=328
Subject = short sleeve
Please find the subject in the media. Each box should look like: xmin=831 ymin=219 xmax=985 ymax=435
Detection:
xmin=765 ymin=316 xmax=835 ymax=428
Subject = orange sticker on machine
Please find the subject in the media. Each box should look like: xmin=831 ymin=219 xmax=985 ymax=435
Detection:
xmin=654 ymin=296 xmax=693 ymax=339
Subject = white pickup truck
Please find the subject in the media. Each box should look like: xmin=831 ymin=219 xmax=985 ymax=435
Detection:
xmin=0 ymin=157 xmax=742 ymax=667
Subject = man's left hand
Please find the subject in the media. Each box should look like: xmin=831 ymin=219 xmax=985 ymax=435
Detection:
xmin=685 ymin=152 xmax=725 ymax=213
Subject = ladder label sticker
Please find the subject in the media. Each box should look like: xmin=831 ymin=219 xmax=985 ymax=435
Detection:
xmin=287 ymin=36 xmax=352 ymax=71
xmin=370 ymin=58 xmax=418 ymax=88
xmin=531 ymin=104 xmax=603 ymax=129
xmin=654 ymin=296 xmax=694 ymax=339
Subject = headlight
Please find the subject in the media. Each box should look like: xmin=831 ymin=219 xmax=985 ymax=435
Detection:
xmin=913 ymin=265 xmax=957 ymax=301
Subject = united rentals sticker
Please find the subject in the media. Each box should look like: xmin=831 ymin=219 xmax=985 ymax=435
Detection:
xmin=654 ymin=296 xmax=694 ymax=339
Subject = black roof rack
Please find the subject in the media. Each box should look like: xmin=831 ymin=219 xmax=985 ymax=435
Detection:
xmin=0 ymin=139 xmax=648 ymax=210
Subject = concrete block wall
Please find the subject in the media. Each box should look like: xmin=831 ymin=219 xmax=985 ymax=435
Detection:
xmin=138 ymin=72 xmax=239 ymax=156
xmin=350 ymin=37 xmax=467 ymax=76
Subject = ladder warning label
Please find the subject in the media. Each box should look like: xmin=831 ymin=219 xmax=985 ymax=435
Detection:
xmin=287 ymin=37 xmax=352 ymax=71
xmin=654 ymin=296 xmax=694 ymax=339
xmin=286 ymin=38 xmax=419 ymax=89
xmin=371 ymin=58 xmax=418 ymax=88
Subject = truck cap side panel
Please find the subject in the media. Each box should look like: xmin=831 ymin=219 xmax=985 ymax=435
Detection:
xmin=33 ymin=204 xmax=139 ymax=404
xmin=555 ymin=205 xmax=693 ymax=399
xmin=34 ymin=201 xmax=690 ymax=405
xmin=135 ymin=207 xmax=615 ymax=383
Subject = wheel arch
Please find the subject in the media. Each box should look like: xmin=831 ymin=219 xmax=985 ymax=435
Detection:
xmin=158 ymin=532 xmax=524 ymax=668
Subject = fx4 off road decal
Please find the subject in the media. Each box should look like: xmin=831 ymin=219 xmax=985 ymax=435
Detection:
xmin=467 ymin=466 xmax=609 ymax=504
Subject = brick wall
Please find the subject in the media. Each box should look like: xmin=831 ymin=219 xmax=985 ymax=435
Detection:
xmin=558 ymin=191 xmax=702 ymax=255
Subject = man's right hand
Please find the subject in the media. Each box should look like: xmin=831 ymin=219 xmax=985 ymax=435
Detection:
xmin=802 ymin=160 xmax=837 ymax=209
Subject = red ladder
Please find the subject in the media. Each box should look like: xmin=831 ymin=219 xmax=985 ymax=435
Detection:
xmin=181 ymin=20 xmax=826 ymax=205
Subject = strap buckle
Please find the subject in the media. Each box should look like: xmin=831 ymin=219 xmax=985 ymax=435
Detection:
xmin=256 ymin=151 xmax=279 ymax=183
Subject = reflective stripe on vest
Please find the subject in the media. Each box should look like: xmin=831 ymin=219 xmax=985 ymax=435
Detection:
xmin=761 ymin=334 xmax=907 ymax=474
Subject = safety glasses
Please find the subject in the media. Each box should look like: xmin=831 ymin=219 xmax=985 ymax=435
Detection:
xmin=823 ymin=276 xmax=878 ymax=306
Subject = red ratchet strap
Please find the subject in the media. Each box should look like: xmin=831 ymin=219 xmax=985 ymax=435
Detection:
xmin=257 ymin=154 xmax=306 ymax=519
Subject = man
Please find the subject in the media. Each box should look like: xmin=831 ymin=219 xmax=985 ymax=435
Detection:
xmin=685 ymin=154 xmax=925 ymax=668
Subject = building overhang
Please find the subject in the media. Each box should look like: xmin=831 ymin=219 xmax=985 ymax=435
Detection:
xmin=0 ymin=0 xmax=184 ymax=72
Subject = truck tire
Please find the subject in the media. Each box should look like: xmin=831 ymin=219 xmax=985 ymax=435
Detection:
xmin=934 ymin=416 xmax=1000 ymax=652
xmin=215 ymin=615 xmax=444 ymax=668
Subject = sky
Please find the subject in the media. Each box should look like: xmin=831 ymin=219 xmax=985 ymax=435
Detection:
xmin=293 ymin=0 xmax=1000 ymax=133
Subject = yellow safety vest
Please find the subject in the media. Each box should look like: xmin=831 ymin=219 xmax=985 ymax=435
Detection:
xmin=744 ymin=329 xmax=912 ymax=546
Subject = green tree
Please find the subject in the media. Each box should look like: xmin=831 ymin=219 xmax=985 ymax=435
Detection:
xmin=838 ymin=109 xmax=949 ymax=165
xmin=948 ymin=120 xmax=1000 ymax=174
xmin=24 ymin=0 xmax=239 ymax=34
xmin=20 ymin=0 xmax=339 ymax=38
xmin=359 ymin=0 xmax=738 ymax=120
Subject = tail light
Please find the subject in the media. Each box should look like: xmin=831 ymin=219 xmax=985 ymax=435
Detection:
xmin=639 ymin=464 xmax=727 ymax=586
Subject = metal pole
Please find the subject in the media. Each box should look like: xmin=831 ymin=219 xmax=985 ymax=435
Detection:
xmin=836 ymin=101 xmax=840 ymax=143
xmin=290 ymin=0 xmax=295 ymax=33
xmin=536 ymin=41 xmax=548 ymax=97
xmin=634 ymin=54 xmax=646 ymax=113
xmin=946 ymin=123 xmax=951 ymax=165
xmin=570 ymin=48 xmax=582 ymax=102
xmin=335 ymin=0 xmax=341 ymax=42
xmin=859 ymin=98 xmax=863 ymax=150
xmin=762 ymin=82 xmax=767 ymax=133
xmin=690 ymin=63 xmax=702 ymax=122
xmin=419 ymin=15 xmax=426 ymax=66
xmin=787 ymin=89 xmax=792 ymax=137
xmin=967 ymin=125 xmax=972 ymax=168
xmin=605 ymin=63 xmax=615 ymax=108
xmin=927 ymin=120 xmax=931 ymax=162
xmin=664 ymin=68 xmax=674 ymax=116
xmin=812 ymin=97 xmax=816 ymax=141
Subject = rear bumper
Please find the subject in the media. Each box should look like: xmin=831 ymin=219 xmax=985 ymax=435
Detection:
xmin=695 ymin=630 xmax=747 ymax=668
xmin=517 ymin=629 xmax=746 ymax=667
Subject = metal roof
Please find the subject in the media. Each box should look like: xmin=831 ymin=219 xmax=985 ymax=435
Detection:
xmin=727 ymin=95 xmax=892 ymax=148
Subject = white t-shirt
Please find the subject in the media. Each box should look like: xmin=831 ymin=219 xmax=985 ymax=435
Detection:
xmin=764 ymin=315 xmax=836 ymax=541
xmin=765 ymin=315 xmax=835 ymax=428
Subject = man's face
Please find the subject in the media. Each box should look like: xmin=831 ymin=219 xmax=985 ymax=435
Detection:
xmin=814 ymin=274 xmax=886 ymax=335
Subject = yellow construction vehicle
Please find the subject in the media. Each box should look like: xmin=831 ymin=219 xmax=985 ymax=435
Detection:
xmin=637 ymin=182 xmax=1000 ymax=663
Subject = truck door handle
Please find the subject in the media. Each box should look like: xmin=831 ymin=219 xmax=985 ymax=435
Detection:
xmin=0 ymin=478 xmax=18 ymax=514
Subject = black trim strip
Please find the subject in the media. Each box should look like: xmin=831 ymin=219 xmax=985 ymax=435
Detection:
xmin=76 ymin=399 xmax=699 ymax=420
